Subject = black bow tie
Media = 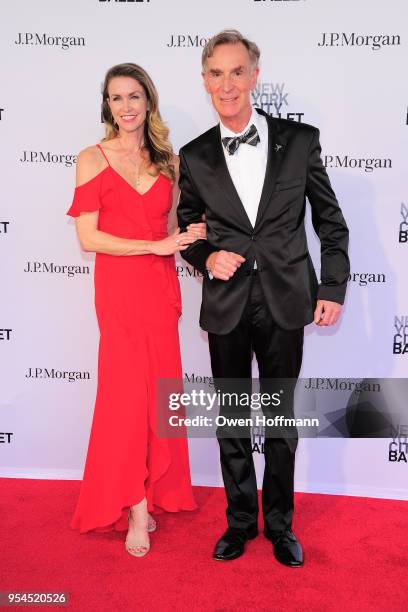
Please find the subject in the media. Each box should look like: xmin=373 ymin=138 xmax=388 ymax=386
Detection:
xmin=222 ymin=124 xmax=260 ymax=156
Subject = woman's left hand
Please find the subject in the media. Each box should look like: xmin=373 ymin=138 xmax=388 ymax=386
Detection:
xmin=186 ymin=221 xmax=206 ymax=241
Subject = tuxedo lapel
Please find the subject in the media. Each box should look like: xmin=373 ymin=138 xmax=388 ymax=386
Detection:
xmin=254 ymin=113 xmax=286 ymax=228
xmin=210 ymin=125 xmax=253 ymax=231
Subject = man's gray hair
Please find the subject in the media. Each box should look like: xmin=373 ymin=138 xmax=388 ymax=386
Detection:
xmin=202 ymin=29 xmax=261 ymax=71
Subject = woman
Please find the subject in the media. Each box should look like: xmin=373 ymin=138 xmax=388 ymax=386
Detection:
xmin=67 ymin=63 xmax=204 ymax=557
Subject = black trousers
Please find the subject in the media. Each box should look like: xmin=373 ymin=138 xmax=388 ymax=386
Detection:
xmin=208 ymin=272 xmax=304 ymax=537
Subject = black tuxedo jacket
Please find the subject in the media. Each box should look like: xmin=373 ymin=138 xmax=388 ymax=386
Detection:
xmin=177 ymin=108 xmax=349 ymax=335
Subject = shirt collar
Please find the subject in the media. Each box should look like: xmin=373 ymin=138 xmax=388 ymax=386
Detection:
xmin=219 ymin=107 xmax=260 ymax=139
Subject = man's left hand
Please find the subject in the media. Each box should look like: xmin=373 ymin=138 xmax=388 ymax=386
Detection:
xmin=314 ymin=300 xmax=342 ymax=326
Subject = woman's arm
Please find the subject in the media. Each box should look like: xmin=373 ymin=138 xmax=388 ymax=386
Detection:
xmin=76 ymin=212 xmax=193 ymax=256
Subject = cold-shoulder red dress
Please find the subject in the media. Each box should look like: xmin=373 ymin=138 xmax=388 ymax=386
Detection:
xmin=67 ymin=145 xmax=196 ymax=533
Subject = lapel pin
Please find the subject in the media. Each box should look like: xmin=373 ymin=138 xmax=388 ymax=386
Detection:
xmin=275 ymin=144 xmax=283 ymax=153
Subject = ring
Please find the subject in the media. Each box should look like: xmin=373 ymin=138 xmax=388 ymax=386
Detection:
xmin=176 ymin=239 xmax=180 ymax=245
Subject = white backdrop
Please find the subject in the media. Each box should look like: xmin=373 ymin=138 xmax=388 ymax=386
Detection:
xmin=1 ymin=0 xmax=407 ymax=500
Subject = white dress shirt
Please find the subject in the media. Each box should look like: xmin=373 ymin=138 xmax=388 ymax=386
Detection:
xmin=220 ymin=107 xmax=268 ymax=228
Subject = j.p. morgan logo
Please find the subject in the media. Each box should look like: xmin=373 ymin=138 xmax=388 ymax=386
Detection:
xmin=0 ymin=329 xmax=12 ymax=341
xmin=349 ymin=272 xmax=385 ymax=287
xmin=399 ymin=203 xmax=408 ymax=243
xmin=20 ymin=151 xmax=77 ymax=167
xmin=0 ymin=433 xmax=13 ymax=444
xmin=0 ymin=221 xmax=9 ymax=234
xmin=24 ymin=262 xmax=90 ymax=277
xmin=251 ymin=82 xmax=304 ymax=122
xmin=318 ymin=32 xmax=401 ymax=50
xmin=388 ymin=425 xmax=407 ymax=464
xmin=167 ymin=35 xmax=209 ymax=48
xmin=304 ymin=378 xmax=381 ymax=392
xmin=393 ymin=316 xmax=408 ymax=355
xmin=26 ymin=368 xmax=90 ymax=382
xmin=176 ymin=264 xmax=203 ymax=278
xmin=324 ymin=155 xmax=392 ymax=172
xmin=15 ymin=33 xmax=85 ymax=50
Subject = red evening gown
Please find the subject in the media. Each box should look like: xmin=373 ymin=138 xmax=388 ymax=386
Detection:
xmin=67 ymin=145 xmax=196 ymax=533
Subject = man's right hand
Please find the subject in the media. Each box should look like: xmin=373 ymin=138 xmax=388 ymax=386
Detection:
xmin=206 ymin=250 xmax=246 ymax=281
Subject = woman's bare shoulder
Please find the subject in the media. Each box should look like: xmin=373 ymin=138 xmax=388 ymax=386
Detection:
xmin=76 ymin=145 xmax=107 ymax=187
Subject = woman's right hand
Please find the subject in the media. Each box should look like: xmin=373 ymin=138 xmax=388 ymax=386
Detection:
xmin=150 ymin=228 xmax=197 ymax=256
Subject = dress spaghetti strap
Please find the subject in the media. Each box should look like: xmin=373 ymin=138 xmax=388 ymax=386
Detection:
xmin=96 ymin=144 xmax=110 ymax=166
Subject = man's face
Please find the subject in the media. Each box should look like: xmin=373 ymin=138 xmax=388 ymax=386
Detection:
xmin=203 ymin=42 xmax=259 ymax=126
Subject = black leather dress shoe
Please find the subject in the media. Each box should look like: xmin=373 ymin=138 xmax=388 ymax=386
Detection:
xmin=265 ymin=529 xmax=304 ymax=567
xmin=213 ymin=526 xmax=258 ymax=561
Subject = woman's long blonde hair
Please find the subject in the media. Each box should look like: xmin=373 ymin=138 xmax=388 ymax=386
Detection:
xmin=101 ymin=63 xmax=175 ymax=181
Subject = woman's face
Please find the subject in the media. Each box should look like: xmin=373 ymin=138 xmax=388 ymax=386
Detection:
xmin=107 ymin=76 xmax=148 ymax=134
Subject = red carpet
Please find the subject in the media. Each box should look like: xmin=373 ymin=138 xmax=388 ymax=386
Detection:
xmin=1 ymin=479 xmax=407 ymax=611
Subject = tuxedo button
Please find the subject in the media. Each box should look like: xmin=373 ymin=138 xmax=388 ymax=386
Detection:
xmin=251 ymin=235 xmax=257 ymax=241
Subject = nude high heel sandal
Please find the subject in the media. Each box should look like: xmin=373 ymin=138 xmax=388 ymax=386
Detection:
xmin=125 ymin=509 xmax=150 ymax=558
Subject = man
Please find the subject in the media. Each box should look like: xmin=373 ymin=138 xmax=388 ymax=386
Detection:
xmin=177 ymin=30 xmax=349 ymax=566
